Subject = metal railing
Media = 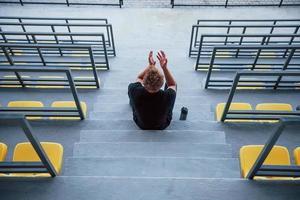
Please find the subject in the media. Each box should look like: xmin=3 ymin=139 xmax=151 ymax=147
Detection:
xmin=0 ymin=65 xmax=100 ymax=89
xmin=246 ymin=117 xmax=300 ymax=179
xmin=0 ymin=31 xmax=111 ymax=57
xmin=203 ymin=45 xmax=300 ymax=89
xmin=0 ymin=16 xmax=116 ymax=56
xmin=190 ymin=20 xmax=300 ymax=57
xmin=0 ymin=43 xmax=105 ymax=85
xmin=0 ymin=114 xmax=58 ymax=177
xmin=171 ymin=0 xmax=300 ymax=8
xmin=0 ymin=0 xmax=123 ymax=7
xmin=190 ymin=34 xmax=300 ymax=57
xmin=220 ymin=71 xmax=300 ymax=122
xmin=0 ymin=67 xmax=85 ymax=119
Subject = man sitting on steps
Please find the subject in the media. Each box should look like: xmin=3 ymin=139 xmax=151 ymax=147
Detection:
xmin=128 ymin=50 xmax=177 ymax=130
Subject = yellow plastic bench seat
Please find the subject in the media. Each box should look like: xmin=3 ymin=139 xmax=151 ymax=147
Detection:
xmin=10 ymin=142 xmax=63 ymax=177
xmin=50 ymin=101 xmax=87 ymax=120
xmin=294 ymin=147 xmax=300 ymax=165
xmin=0 ymin=143 xmax=8 ymax=161
xmin=7 ymin=101 xmax=44 ymax=120
xmin=255 ymin=103 xmax=293 ymax=123
xmin=216 ymin=103 xmax=253 ymax=122
xmin=240 ymin=145 xmax=291 ymax=180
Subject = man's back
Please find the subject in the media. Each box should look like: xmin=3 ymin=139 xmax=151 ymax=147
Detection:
xmin=128 ymin=82 xmax=176 ymax=129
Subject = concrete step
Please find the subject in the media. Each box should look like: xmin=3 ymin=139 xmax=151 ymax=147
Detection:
xmin=64 ymin=157 xmax=239 ymax=178
xmin=81 ymin=119 xmax=223 ymax=131
xmin=90 ymin=104 xmax=216 ymax=122
xmin=1 ymin=177 xmax=299 ymax=200
xmin=73 ymin=142 xmax=232 ymax=158
xmin=95 ymin=95 xmax=212 ymax=104
xmin=91 ymin=103 xmax=213 ymax=113
xmin=79 ymin=130 xmax=226 ymax=143
xmin=88 ymin=110 xmax=214 ymax=121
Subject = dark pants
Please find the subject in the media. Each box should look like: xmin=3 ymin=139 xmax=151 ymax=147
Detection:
xmin=129 ymin=84 xmax=176 ymax=130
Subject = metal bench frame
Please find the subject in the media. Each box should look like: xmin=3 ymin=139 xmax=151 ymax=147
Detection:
xmin=190 ymin=33 xmax=300 ymax=57
xmin=190 ymin=23 xmax=300 ymax=57
xmin=203 ymin=45 xmax=300 ymax=89
xmin=0 ymin=114 xmax=58 ymax=177
xmin=0 ymin=0 xmax=123 ymax=7
xmin=0 ymin=43 xmax=103 ymax=88
xmin=171 ymin=0 xmax=300 ymax=8
xmin=0 ymin=67 xmax=85 ymax=119
xmin=246 ymin=117 xmax=300 ymax=179
xmin=220 ymin=71 xmax=300 ymax=122
xmin=0 ymin=31 xmax=110 ymax=57
xmin=0 ymin=17 xmax=116 ymax=56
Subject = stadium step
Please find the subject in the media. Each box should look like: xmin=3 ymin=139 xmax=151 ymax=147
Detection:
xmin=80 ymin=120 xmax=223 ymax=131
xmin=73 ymin=142 xmax=232 ymax=158
xmin=64 ymin=157 xmax=239 ymax=178
xmin=0 ymin=177 xmax=300 ymax=199
xmin=79 ymin=130 xmax=226 ymax=143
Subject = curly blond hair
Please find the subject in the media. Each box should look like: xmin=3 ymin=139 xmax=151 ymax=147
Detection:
xmin=143 ymin=68 xmax=164 ymax=92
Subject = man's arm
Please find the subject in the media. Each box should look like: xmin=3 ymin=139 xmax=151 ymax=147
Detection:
xmin=136 ymin=51 xmax=156 ymax=83
xmin=157 ymin=51 xmax=176 ymax=91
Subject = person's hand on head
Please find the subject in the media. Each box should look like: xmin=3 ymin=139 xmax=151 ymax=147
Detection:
xmin=157 ymin=50 xmax=168 ymax=69
xmin=148 ymin=51 xmax=156 ymax=67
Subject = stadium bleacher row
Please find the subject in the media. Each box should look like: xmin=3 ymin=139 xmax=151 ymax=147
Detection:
xmin=0 ymin=16 xmax=117 ymax=177
xmin=188 ymin=18 xmax=300 ymax=179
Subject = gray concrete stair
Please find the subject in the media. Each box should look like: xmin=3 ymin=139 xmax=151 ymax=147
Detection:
xmin=79 ymin=130 xmax=226 ymax=143
xmin=73 ymin=142 xmax=232 ymax=157
xmin=64 ymin=157 xmax=240 ymax=178
xmin=1 ymin=177 xmax=300 ymax=200
xmin=81 ymin=119 xmax=224 ymax=130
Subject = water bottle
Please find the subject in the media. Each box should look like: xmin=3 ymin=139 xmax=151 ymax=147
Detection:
xmin=180 ymin=107 xmax=188 ymax=120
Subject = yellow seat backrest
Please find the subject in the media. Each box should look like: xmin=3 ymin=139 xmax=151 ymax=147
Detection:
xmin=50 ymin=101 xmax=87 ymax=120
xmin=7 ymin=101 xmax=44 ymax=120
xmin=216 ymin=103 xmax=253 ymax=122
xmin=255 ymin=103 xmax=293 ymax=123
xmin=294 ymin=147 xmax=300 ymax=165
xmin=11 ymin=142 xmax=64 ymax=177
xmin=0 ymin=143 xmax=8 ymax=161
xmin=240 ymin=145 xmax=291 ymax=179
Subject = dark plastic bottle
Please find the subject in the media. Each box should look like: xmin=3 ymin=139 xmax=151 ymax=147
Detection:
xmin=180 ymin=107 xmax=188 ymax=120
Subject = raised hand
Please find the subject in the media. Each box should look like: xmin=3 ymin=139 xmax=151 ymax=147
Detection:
xmin=157 ymin=50 xmax=168 ymax=69
xmin=148 ymin=51 xmax=156 ymax=66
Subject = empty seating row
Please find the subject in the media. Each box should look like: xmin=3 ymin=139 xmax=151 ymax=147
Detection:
xmin=189 ymin=19 xmax=300 ymax=57
xmin=0 ymin=101 xmax=87 ymax=120
xmin=196 ymin=44 xmax=300 ymax=72
xmin=0 ymin=0 xmax=123 ymax=8
xmin=191 ymin=34 xmax=300 ymax=58
xmin=0 ymin=142 xmax=63 ymax=177
xmin=0 ymin=16 xmax=116 ymax=56
xmin=240 ymin=145 xmax=300 ymax=179
xmin=171 ymin=0 xmax=300 ymax=7
xmin=216 ymin=103 xmax=298 ymax=122
xmin=0 ymin=31 xmax=111 ymax=57
xmin=0 ymin=43 xmax=109 ymax=70
xmin=239 ymin=118 xmax=300 ymax=180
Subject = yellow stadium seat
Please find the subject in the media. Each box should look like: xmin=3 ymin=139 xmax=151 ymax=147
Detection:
xmin=216 ymin=103 xmax=253 ymax=122
xmin=240 ymin=145 xmax=292 ymax=180
xmin=0 ymin=143 xmax=8 ymax=161
xmin=255 ymin=103 xmax=293 ymax=123
xmin=50 ymin=101 xmax=87 ymax=120
xmin=7 ymin=101 xmax=44 ymax=120
xmin=294 ymin=147 xmax=300 ymax=165
xmin=10 ymin=142 xmax=63 ymax=177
